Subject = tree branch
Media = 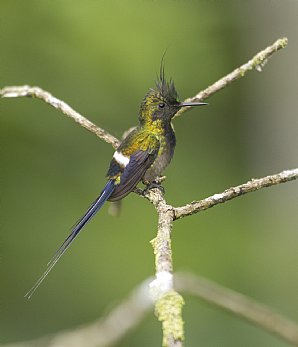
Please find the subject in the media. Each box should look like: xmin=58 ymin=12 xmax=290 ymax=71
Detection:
xmin=0 ymin=37 xmax=292 ymax=347
xmin=0 ymin=86 xmax=120 ymax=148
xmin=144 ymin=189 xmax=184 ymax=347
xmin=175 ymin=37 xmax=288 ymax=117
xmin=141 ymin=166 xmax=298 ymax=346
xmin=174 ymin=168 xmax=298 ymax=220
xmin=0 ymin=38 xmax=288 ymax=144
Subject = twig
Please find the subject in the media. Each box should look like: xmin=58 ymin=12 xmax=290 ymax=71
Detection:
xmin=175 ymin=273 xmax=298 ymax=346
xmin=0 ymin=85 xmax=120 ymax=148
xmin=175 ymin=37 xmax=288 ymax=117
xmin=174 ymin=168 xmax=298 ymax=220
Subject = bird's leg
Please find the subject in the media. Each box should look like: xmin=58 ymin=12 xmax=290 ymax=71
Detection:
xmin=146 ymin=182 xmax=165 ymax=194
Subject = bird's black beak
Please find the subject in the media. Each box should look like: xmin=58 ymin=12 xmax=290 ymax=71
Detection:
xmin=180 ymin=101 xmax=208 ymax=107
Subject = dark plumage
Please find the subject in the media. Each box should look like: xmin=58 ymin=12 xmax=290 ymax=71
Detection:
xmin=155 ymin=64 xmax=179 ymax=104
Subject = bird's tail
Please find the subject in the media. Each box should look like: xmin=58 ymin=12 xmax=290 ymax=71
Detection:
xmin=25 ymin=180 xmax=116 ymax=299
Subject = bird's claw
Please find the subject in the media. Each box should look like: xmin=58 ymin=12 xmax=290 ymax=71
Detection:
xmin=142 ymin=181 xmax=165 ymax=195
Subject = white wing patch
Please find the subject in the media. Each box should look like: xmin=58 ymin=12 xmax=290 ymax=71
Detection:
xmin=113 ymin=151 xmax=130 ymax=167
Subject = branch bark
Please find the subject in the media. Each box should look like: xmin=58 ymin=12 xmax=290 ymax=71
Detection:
xmin=174 ymin=168 xmax=298 ymax=220
xmin=0 ymin=86 xmax=120 ymax=148
xmin=145 ymin=189 xmax=184 ymax=347
xmin=175 ymin=37 xmax=288 ymax=117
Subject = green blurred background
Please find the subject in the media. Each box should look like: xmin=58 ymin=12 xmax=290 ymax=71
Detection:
xmin=1 ymin=1 xmax=298 ymax=346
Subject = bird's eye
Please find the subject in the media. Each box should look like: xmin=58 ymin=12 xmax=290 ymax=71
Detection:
xmin=158 ymin=102 xmax=165 ymax=109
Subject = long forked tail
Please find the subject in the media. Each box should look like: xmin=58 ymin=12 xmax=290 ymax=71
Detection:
xmin=25 ymin=180 xmax=115 ymax=299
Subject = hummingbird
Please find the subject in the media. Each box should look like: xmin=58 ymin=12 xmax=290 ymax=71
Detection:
xmin=25 ymin=66 xmax=207 ymax=298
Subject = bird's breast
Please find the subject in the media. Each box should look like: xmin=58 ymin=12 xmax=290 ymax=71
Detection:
xmin=143 ymin=127 xmax=176 ymax=183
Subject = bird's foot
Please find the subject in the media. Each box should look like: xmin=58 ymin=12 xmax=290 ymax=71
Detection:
xmin=142 ymin=181 xmax=165 ymax=196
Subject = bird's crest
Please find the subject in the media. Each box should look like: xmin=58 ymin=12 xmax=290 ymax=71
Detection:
xmin=154 ymin=59 xmax=179 ymax=104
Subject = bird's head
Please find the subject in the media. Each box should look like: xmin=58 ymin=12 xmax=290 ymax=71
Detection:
xmin=139 ymin=65 xmax=207 ymax=128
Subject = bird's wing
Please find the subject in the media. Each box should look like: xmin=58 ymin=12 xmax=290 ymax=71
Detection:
xmin=109 ymin=136 xmax=160 ymax=201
